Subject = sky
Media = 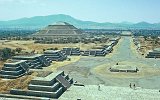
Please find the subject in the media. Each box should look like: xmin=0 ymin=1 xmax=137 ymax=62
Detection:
xmin=0 ymin=0 xmax=160 ymax=23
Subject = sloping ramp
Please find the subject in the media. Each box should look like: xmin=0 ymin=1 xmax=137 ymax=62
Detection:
xmin=56 ymin=75 xmax=71 ymax=89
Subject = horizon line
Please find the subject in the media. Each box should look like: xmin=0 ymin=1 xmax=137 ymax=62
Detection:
xmin=0 ymin=14 xmax=159 ymax=24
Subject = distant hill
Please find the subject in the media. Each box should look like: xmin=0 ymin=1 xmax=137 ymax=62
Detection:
xmin=0 ymin=14 xmax=160 ymax=29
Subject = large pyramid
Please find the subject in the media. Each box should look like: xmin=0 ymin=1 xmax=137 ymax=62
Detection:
xmin=32 ymin=22 xmax=83 ymax=38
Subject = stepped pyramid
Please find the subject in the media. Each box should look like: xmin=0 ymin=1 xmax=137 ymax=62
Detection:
xmin=44 ymin=50 xmax=67 ymax=61
xmin=10 ymin=71 xmax=73 ymax=99
xmin=0 ymin=60 xmax=29 ymax=79
xmin=32 ymin=22 xmax=83 ymax=38
xmin=12 ymin=54 xmax=51 ymax=69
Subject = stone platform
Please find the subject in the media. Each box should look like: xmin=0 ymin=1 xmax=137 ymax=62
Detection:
xmin=109 ymin=65 xmax=138 ymax=73
xmin=44 ymin=50 xmax=67 ymax=61
xmin=0 ymin=60 xmax=29 ymax=79
xmin=9 ymin=71 xmax=73 ymax=99
xmin=13 ymin=54 xmax=51 ymax=69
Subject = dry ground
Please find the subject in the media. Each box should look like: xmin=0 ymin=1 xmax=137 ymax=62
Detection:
xmin=0 ymin=39 xmax=110 ymax=93
xmin=0 ymin=72 xmax=38 ymax=93
xmin=0 ymin=40 xmax=109 ymax=53
xmin=93 ymin=61 xmax=160 ymax=79
xmin=137 ymin=37 xmax=160 ymax=54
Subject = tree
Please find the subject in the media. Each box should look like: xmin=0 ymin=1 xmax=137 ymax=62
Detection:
xmin=15 ymin=48 xmax=22 ymax=53
xmin=1 ymin=48 xmax=12 ymax=60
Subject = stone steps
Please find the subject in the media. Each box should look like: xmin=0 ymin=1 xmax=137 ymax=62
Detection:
xmin=28 ymin=82 xmax=60 ymax=92
xmin=0 ymin=60 xmax=29 ymax=79
xmin=0 ymin=69 xmax=24 ymax=76
xmin=44 ymin=50 xmax=67 ymax=61
xmin=13 ymin=54 xmax=51 ymax=69
xmin=146 ymin=56 xmax=160 ymax=58
xmin=2 ymin=66 xmax=21 ymax=71
xmin=0 ymin=72 xmax=26 ymax=79
xmin=10 ymin=87 xmax=63 ymax=98
xmin=9 ymin=71 xmax=73 ymax=98
xmin=30 ymin=79 xmax=56 ymax=86
xmin=0 ymin=93 xmax=50 ymax=100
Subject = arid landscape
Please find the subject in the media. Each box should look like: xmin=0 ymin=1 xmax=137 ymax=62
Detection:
xmin=0 ymin=0 xmax=160 ymax=99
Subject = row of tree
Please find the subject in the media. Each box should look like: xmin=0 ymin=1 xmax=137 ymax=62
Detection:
xmin=0 ymin=48 xmax=23 ymax=61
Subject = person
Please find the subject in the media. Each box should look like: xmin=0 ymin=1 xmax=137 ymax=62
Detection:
xmin=129 ymin=83 xmax=132 ymax=88
xmin=133 ymin=84 xmax=136 ymax=89
xmin=136 ymin=67 xmax=139 ymax=72
xmin=98 ymin=84 xmax=101 ymax=91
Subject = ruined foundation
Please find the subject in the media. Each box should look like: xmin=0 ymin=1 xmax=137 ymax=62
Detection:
xmin=0 ymin=60 xmax=29 ymax=79
xmin=145 ymin=50 xmax=160 ymax=58
xmin=44 ymin=50 xmax=67 ymax=61
xmin=12 ymin=54 xmax=51 ymax=69
xmin=62 ymin=47 xmax=81 ymax=56
xmin=10 ymin=71 xmax=73 ymax=99
xmin=109 ymin=65 xmax=138 ymax=73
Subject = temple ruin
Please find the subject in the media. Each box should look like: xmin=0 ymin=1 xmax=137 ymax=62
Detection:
xmin=62 ymin=47 xmax=81 ymax=56
xmin=10 ymin=71 xmax=73 ymax=99
xmin=31 ymin=22 xmax=83 ymax=39
xmin=12 ymin=54 xmax=51 ymax=69
xmin=109 ymin=65 xmax=139 ymax=73
xmin=145 ymin=48 xmax=160 ymax=58
xmin=44 ymin=50 xmax=67 ymax=61
xmin=0 ymin=60 xmax=29 ymax=79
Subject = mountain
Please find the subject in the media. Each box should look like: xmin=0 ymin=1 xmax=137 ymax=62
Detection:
xmin=0 ymin=14 xmax=160 ymax=29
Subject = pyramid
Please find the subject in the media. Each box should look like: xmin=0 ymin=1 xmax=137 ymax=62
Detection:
xmin=32 ymin=22 xmax=83 ymax=38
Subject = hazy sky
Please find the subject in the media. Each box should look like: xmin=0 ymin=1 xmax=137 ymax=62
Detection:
xmin=0 ymin=0 xmax=160 ymax=23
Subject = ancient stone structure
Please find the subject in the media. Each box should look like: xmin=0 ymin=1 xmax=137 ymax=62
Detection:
xmin=109 ymin=65 xmax=138 ymax=73
xmin=145 ymin=48 xmax=160 ymax=58
xmin=104 ymin=45 xmax=113 ymax=53
xmin=32 ymin=22 xmax=83 ymax=39
xmin=10 ymin=71 xmax=73 ymax=99
xmin=62 ymin=47 xmax=81 ymax=56
xmin=44 ymin=50 xmax=67 ymax=61
xmin=82 ymin=49 xmax=106 ymax=56
xmin=0 ymin=60 xmax=29 ymax=79
xmin=81 ymin=39 xmax=120 ymax=56
xmin=81 ymin=50 xmax=90 ymax=56
xmin=12 ymin=54 xmax=51 ymax=69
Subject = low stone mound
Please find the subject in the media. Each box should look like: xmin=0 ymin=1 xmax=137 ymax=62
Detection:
xmin=109 ymin=65 xmax=139 ymax=73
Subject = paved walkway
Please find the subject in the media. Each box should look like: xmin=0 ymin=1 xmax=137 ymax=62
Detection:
xmin=60 ymin=85 xmax=160 ymax=100
xmin=111 ymin=37 xmax=160 ymax=67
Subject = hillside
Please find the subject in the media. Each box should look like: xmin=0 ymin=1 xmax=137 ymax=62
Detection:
xmin=0 ymin=14 xmax=160 ymax=29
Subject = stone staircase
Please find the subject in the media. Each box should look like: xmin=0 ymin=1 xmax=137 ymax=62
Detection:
xmin=0 ymin=60 xmax=29 ymax=79
xmin=145 ymin=51 xmax=160 ymax=58
xmin=95 ymin=49 xmax=106 ymax=56
xmin=62 ymin=47 xmax=81 ymax=56
xmin=81 ymin=51 xmax=90 ymax=56
xmin=44 ymin=50 xmax=67 ymax=61
xmin=10 ymin=71 xmax=73 ymax=99
xmin=13 ymin=54 xmax=51 ymax=69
